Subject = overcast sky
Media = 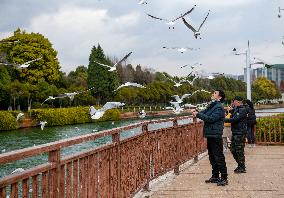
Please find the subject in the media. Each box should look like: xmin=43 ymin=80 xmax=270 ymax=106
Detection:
xmin=1 ymin=0 xmax=284 ymax=76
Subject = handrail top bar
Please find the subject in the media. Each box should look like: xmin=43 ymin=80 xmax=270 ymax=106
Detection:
xmin=0 ymin=115 xmax=194 ymax=165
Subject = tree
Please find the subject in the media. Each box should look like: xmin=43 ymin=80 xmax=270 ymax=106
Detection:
xmin=252 ymin=77 xmax=281 ymax=101
xmin=87 ymin=44 xmax=119 ymax=104
xmin=0 ymin=66 xmax=11 ymax=109
xmin=0 ymin=28 xmax=61 ymax=84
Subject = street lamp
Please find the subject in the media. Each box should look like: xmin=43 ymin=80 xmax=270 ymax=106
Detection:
xmin=233 ymin=40 xmax=251 ymax=100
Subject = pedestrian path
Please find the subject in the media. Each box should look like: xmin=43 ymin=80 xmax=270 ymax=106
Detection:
xmin=148 ymin=146 xmax=284 ymax=198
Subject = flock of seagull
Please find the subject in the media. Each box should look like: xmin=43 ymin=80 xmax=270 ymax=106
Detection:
xmin=7 ymin=3 xmax=215 ymax=130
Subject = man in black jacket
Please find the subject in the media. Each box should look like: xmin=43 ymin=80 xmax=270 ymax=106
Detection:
xmin=191 ymin=90 xmax=228 ymax=186
xmin=225 ymin=96 xmax=247 ymax=173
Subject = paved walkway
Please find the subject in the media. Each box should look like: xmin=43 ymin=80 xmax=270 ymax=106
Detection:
xmin=148 ymin=146 xmax=284 ymax=198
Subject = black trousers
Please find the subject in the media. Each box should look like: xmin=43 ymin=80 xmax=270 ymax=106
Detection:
xmin=207 ymin=137 xmax=228 ymax=178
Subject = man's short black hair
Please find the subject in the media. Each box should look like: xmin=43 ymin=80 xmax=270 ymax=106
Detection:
xmin=216 ymin=89 xmax=225 ymax=103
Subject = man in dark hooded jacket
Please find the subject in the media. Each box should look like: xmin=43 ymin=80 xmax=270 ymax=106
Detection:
xmin=191 ymin=90 xmax=228 ymax=186
xmin=225 ymin=96 xmax=247 ymax=173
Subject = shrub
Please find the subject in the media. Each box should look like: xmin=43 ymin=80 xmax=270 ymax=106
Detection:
xmin=0 ymin=111 xmax=18 ymax=131
xmin=255 ymin=114 xmax=284 ymax=143
xmin=30 ymin=107 xmax=121 ymax=126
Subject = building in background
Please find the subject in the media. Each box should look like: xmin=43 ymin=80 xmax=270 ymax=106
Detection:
xmin=245 ymin=64 xmax=284 ymax=88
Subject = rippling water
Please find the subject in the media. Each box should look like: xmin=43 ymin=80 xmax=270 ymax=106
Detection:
xmin=0 ymin=115 xmax=189 ymax=179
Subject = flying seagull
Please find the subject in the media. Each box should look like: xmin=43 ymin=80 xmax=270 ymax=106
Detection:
xmin=95 ymin=52 xmax=132 ymax=72
xmin=16 ymin=113 xmax=24 ymax=121
xmin=172 ymin=94 xmax=191 ymax=103
xmin=138 ymin=0 xmax=147 ymax=5
xmin=180 ymin=62 xmax=202 ymax=69
xmin=162 ymin=74 xmax=185 ymax=87
xmin=182 ymin=10 xmax=210 ymax=39
xmin=180 ymin=76 xmax=199 ymax=85
xmin=162 ymin=47 xmax=199 ymax=53
xmin=63 ymin=87 xmax=94 ymax=101
xmin=89 ymin=102 xmax=125 ymax=120
xmin=278 ymin=7 xmax=284 ymax=18
xmin=166 ymin=102 xmax=183 ymax=114
xmin=41 ymin=95 xmax=66 ymax=105
xmin=0 ymin=57 xmax=42 ymax=69
xmin=114 ymin=82 xmax=145 ymax=91
xmin=147 ymin=5 xmax=196 ymax=29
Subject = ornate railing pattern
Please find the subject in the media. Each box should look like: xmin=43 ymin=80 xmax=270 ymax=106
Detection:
xmin=0 ymin=116 xmax=206 ymax=198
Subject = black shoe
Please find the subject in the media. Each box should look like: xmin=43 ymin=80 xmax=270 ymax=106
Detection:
xmin=234 ymin=167 xmax=246 ymax=173
xmin=205 ymin=177 xmax=220 ymax=183
xmin=217 ymin=178 xmax=228 ymax=186
xmin=234 ymin=166 xmax=240 ymax=173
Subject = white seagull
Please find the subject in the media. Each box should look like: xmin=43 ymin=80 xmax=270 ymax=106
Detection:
xmin=41 ymin=95 xmax=66 ymax=105
xmin=16 ymin=113 xmax=24 ymax=121
xmin=40 ymin=121 xmax=47 ymax=130
xmin=95 ymin=52 xmax=132 ymax=72
xmin=180 ymin=62 xmax=202 ymax=69
xmin=147 ymin=5 xmax=196 ymax=29
xmin=138 ymin=110 xmax=146 ymax=118
xmin=180 ymin=76 xmax=199 ymax=85
xmin=172 ymin=94 xmax=191 ymax=103
xmin=163 ymin=47 xmax=199 ymax=53
xmin=89 ymin=102 xmax=125 ymax=120
xmin=138 ymin=0 xmax=147 ymax=5
xmin=162 ymin=74 xmax=184 ymax=87
xmin=166 ymin=102 xmax=183 ymax=114
xmin=114 ymin=82 xmax=145 ymax=91
xmin=182 ymin=10 xmax=210 ymax=39
xmin=0 ymin=57 xmax=42 ymax=69
xmin=278 ymin=7 xmax=284 ymax=18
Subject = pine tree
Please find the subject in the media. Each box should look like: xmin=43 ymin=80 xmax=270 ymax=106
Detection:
xmin=87 ymin=44 xmax=119 ymax=104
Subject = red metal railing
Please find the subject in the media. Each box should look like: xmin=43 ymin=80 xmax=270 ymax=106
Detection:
xmin=0 ymin=116 xmax=206 ymax=198
xmin=255 ymin=114 xmax=284 ymax=145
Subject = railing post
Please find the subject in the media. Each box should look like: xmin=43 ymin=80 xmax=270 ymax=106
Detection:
xmin=142 ymin=123 xmax=150 ymax=192
xmin=48 ymin=149 xmax=60 ymax=198
xmin=112 ymin=132 xmax=121 ymax=197
xmin=173 ymin=119 xmax=180 ymax=175
xmin=193 ymin=117 xmax=199 ymax=163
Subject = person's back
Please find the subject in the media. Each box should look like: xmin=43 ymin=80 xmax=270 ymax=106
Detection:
xmin=243 ymin=99 xmax=257 ymax=147
xmin=230 ymin=105 xmax=247 ymax=135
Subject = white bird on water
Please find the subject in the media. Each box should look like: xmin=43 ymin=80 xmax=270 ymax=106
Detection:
xmin=95 ymin=52 xmax=132 ymax=72
xmin=172 ymin=94 xmax=191 ymax=104
xmin=146 ymin=5 xmax=196 ymax=29
xmin=11 ymin=168 xmax=25 ymax=174
xmin=114 ymin=82 xmax=145 ymax=91
xmin=182 ymin=10 xmax=210 ymax=39
xmin=16 ymin=113 xmax=24 ymax=121
xmin=163 ymin=46 xmax=199 ymax=53
xmin=89 ymin=102 xmax=125 ymax=120
xmin=40 ymin=121 xmax=47 ymax=130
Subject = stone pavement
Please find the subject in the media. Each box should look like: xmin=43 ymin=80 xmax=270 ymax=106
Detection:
xmin=146 ymin=146 xmax=284 ymax=198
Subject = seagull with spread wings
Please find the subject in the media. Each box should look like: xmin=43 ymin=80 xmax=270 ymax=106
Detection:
xmin=166 ymin=102 xmax=184 ymax=114
xmin=138 ymin=0 xmax=147 ymax=5
xmin=16 ymin=113 xmax=24 ymax=121
xmin=41 ymin=95 xmax=66 ymax=105
xmin=147 ymin=5 xmax=196 ymax=29
xmin=89 ymin=102 xmax=125 ymax=120
xmin=278 ymin=7 xmax=284 ymax=18
xmin=114 ymin=82 xmax=145 ymax=92
xmin=182 ymin=10 xmax=210 ymax=39
xmin=180 ymin=62 xmax=202 ymax=69
xmin=0 ymin=57 xmax=42 ymax=69
xmin=95 ymin=52 xmax=132 ymax=72
xmin=172 ymin=94 xmax=191 ymax=104
xmin=63 ymin=87 xmax=94 ymax=101
xmin=163 ymin=46 xmax=199 ymax=53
